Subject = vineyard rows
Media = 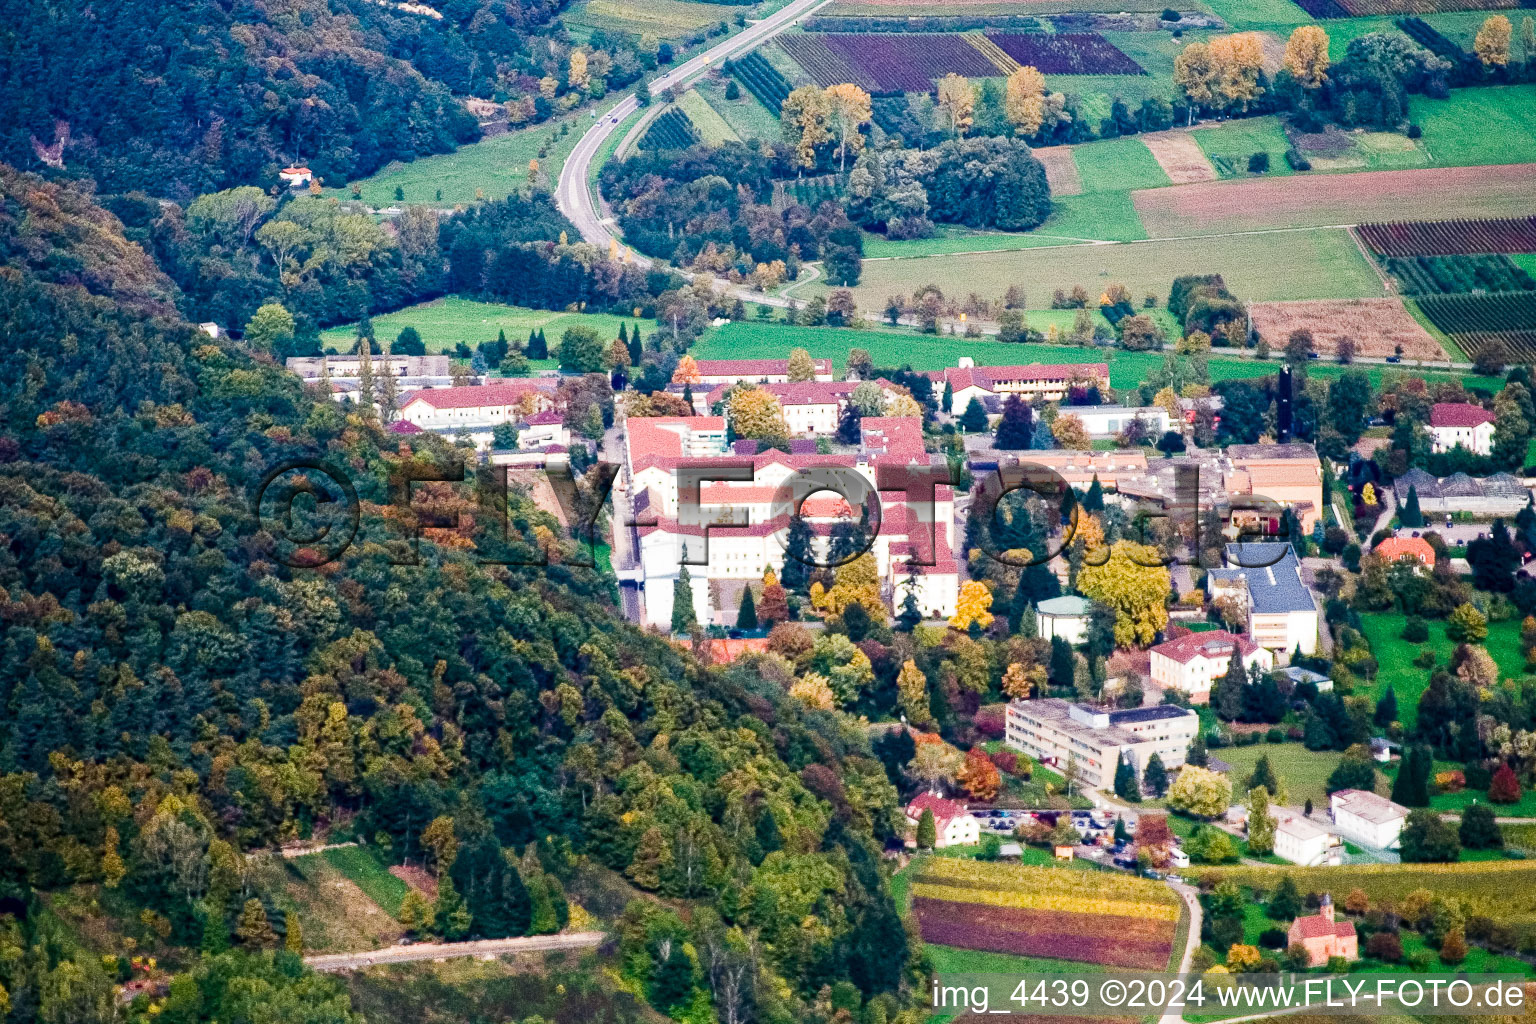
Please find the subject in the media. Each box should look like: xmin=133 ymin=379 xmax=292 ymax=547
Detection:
xmin=777 ymin=30 xmax=1143 ymax=93
xmin=1384 ymin=255 xmax=1536 ymax=296
xmin=639 ymin=107 xmax=699 ymax=151
xmin=727 ymin=51 xmax=791 ymax=111
xmin=1338 ymin=0 xmax=1517 ymax=13
xmin=1359 ymin=215 xmax=1536 ymax=257
xmin=1416 ymin=292 xmax=1536 ymax=363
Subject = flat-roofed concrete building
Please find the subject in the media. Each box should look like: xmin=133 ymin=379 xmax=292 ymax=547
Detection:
xmin=1004 ymin=698 xmax=1199 ymax=790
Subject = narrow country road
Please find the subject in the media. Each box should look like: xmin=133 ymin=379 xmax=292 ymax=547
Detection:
xmin=555 ymin=0 xmax=834 ymax=295
xmin=304 ymin=931 xmax=606 ymax=972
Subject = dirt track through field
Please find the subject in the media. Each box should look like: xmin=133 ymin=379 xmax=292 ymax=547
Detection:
xmin=1033 ymin=146 xmax=1083 ymax=196
xmin=1141 ymin=132 xmax=1217 ymax=184
xmin=1132 ymin=163 xmax=1536 ymax=238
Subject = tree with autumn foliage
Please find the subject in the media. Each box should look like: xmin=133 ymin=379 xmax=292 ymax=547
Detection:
xmin=824 ymin=83 xmax=873 ymax=172
xmin=1077 ymin=540 xmax=1172 ymax=647
xmin=898 ymin=658 xmax=934 ymax=726
xmin=729 ymin=386 xmax=790 ymax=443
xmin=957 ymin=748 xmax=1002 ymax=801
xmin=936 ymin=74 xmax=975 ymax=137
xmin=1001 ymin=661 xmax=1039 ymax=700
xmin=1284 ymin=25 xmax=1331 ymax=88
xmin=1005 ymin=66 xmax=1047 ymax=136
xmin=949 ymin=580 xmax=995 ymax=631
xmin=758 ymin=568 xmax=789 ymax=626
xmin=782 ymin=85 xmax=832 ymax=168
xmin=673 ymin=353 xmax=701 ymax=384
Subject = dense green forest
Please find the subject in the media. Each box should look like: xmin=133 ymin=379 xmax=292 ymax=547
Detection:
xmin=0 ymin=0 xmax=667 ymax=199
xmin=0 ymin=166 xmax=913 ymax=1024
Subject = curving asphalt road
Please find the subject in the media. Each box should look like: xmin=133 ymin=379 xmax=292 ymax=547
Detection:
xmin=555 ymin=0 xmax=834 ymax=279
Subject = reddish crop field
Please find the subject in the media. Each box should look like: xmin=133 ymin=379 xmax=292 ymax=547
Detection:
xmin=824 ymin=33 xmax=1001 ymax=92
xmin=1337 ymin=0 xmax=1515 ymax=13
xmin=912 ymin=897 xmax=1174 ymax=970
xmin=778 ymin=35 xmax=877 ymax=91
xmin=986 ymin=32 xmax=1144 ymax=75
xmin=1358 ymin=215 xmax=1536 ymax=257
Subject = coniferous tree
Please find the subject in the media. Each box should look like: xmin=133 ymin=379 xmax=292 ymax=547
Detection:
xmin=942 ymin=380 xmax=953 ymax=413
xmin=1114 ymin=756 xmax=1142 ymax=802
xmin=1215 ymin=654 xmax=1247 ymax=721
xmin=1400 ymin=484 xmax=1424 ymax=527
xmin=1459 ymin=803 xmax=1502 ymax=849
xmin=960 ymin=397 xmax=989 ymax=432
xmin=780 ymin=515 xmax=816 ymax=593
xmin=1373 ymin=688 xmax=1398 ymax=728
xmin=528 ymin=329 xmax=548 ymax=360
xmin=1248 ymin=753 xmax=1279 ymax=795
xmin=737 ymin=587 xmax=758 ymax=631
xmin=672 ymin=566 xmax=698 ymax=634
xmin=1268 ymin=875 xmax=1302 ymax=920
xmin=1049 ymin=636 xmax=1075 ymax=687
xmin=916 ymin=809 xmax=937 ymax=849
xmin=994 ymin=394 xmax=1033 ymax=449
xmin=1187 ymin=732 xmax=1209 ymax=767
xmin=1083 ymin=475 xmax=1105 ymax=512
xmin=1144 ymin=753 xmax=1169 ymax=797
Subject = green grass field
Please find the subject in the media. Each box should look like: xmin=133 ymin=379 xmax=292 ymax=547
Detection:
xmin=1216 ymin=742 xmax=1384 ymax=810
xmin=1201 ymin=859 xmax=1536 ymax=921
xmin=1074 ymin=137 xmax=1172 ymax=193
xmin=320 ymin=297 xmax=639 ymax=354
xmin=339 ymin=117 xmax=585 ymax=206
xmin=1410 ymin=85 xmax=1536 ymax=169
xmin=1200 ymin=0 xmax=1314 ymax=25
xmin=860 ymin=226 xmax=1114 ymax=258
xmin=1357 ymin=612 xmax=1523 ymax=731
xmin=676 ymin=88 xmax=739 ymax=144
xmin=693 ymin=77 xmax=781 ymax=142
xmin=1040 ymin=192 xmax=1150 ymax=241
xmin=316 ymin=846 xmax=411 ymax=917
xmin=564 ymin=0 xmax=743 ymax=39
xmin=812 ymin=227 xmax=1383 ymax=315
xmin=692 ymin=320 xmax=1499 ymax=390
xmin=1191 ymin=116 xmax=1296 ymax=178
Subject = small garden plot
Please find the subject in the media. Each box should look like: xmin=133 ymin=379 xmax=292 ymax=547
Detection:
xmin=986 ymin=32 xmax=1145 ymax=75
xmin=1359 ymin=215 xmax=1536 ymax=257
xmin=1141 ymin=132 xmax=1217 ymax=184
xmin=1249 ymin=298 xmax=1445 ymax=361
xmin=910 ymin=857 xmax=1180 ymax=970
xmin=1032 ymin=146 xmax=1083 ymax=197
xmin=1294 ymin=128 xmax=1429 ymax=172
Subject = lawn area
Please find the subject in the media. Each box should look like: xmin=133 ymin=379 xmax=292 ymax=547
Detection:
xmin=1039 ymin=192 xmax=1150 ymax=241
xmin=313 ymin=846 xmax=411 ymax=917
xmin=1411 ymin=85 xmax=1536 ymax=169
xmin=1073 ymin=137 xmax=1173 ymax=193
xmin=1191 ymin=116 xmax=1296 ymax=178
xmin=692 ymin=77 xmax=780 ymax=142
xmin=808 ymin=227 xmax=1384 ymax=315
xmin=676 ymin=88 xmax=739 ymax=144
xmin=1357 ymin=611 xmax=1523 ymax=731
xmin=1382 ymin=758 xmax=1536 ymax=818
xmin=563 ymin=0 xmax=744 ymax=39
xmin=1200 ymin=0 xmax=1314 ymax=25
xmin=861 ymin=226 xmax=1113 ymax=258
xmin=1216 ymin=742 xmax=1384 ymax=810
xmin=692 ymin=321 xmax=1502 ymax=391
xmin=284 ymin=853 xmax=405 ymax=952
xmin=338 ymin=117 xmax=584 ymax=206
xmin=319 ymin=297 xmax=639 ymax=355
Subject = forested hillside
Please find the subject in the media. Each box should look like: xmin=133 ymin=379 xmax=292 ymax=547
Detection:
xmin=0 ymin=166 xmax=912 ymax=1024
xmin=0 ymin=0 xmax=579 ymax=197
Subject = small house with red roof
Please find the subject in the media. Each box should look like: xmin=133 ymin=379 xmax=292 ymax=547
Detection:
xmin=944 ymin=357 xmax=1110 ymax=408
xmin=1430 ymin=402 xmax=1495 ymax=456
xmin=1286 ymin=893 xmax=1357 ymax=967
xmin=905 ymin=792 xmax=979 ymax=849
xmin=1373 ymin=535 xmax=1435 ymax=570
xmin=1149 ymin=629 xmax=1273 ymax=704
xmin=279 ymin=166 xmax=313 ymax=189
xmin=690 ymin=358 xmax=834 ymax=387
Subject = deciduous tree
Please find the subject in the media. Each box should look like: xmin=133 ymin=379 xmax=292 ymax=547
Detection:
xmin=1077 ymin=540 xmax=1173 ymax=646
xmin=936 ymin=74 xmax=975 ymax=137
xmin=1004 ymin=66 xmax=1047 ymax=136
xmin=824 ymin=83 xmax=873 ymax=171
xmin=1476 ymin=14 xmax=1513 ymax=66
xmin=1284 ymin=25 xmax=1331 ymax=88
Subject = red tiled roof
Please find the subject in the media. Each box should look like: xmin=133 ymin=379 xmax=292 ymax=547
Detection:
xmin=388 ymin=420 xmax=422 ymax=433
xmin=1290 ymin=914 xmax=1355 ymax=940
xmin=1374 ymin=536 xmax=1434 ymax=565
xmin=906 ymin=791 xmax=969 ymax=825
xmin=694 ymin=358 xmax=833 ymax=377
xmin=1151 ymin=629 xmax=1259 ymax=664
xmin=526 ymin=410 xmax=564 ymax=425
xmin=1431 ymin=402 xmax=1494 ymax=428
xmin=945 ymin=363 xmax=1110 ymax=392
xmin=707 ymin=380 xmax=867 ymax=407
xmin=401 ymin=381 xmax=555 ymax=410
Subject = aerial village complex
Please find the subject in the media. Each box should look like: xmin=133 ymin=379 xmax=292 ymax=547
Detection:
xmin=8 ymin=0 xmax=1536 ymax=1015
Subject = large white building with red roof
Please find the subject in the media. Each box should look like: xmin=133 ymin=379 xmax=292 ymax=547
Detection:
xmin=689 ymin=358 xmax=835 ymax=387
xmin=622 ymin=413 xmax=959 ymax=628
xmin=398 ymin=380 xmax=559 ymax=432
xmin=904 ymin=792 xmax=979 ymax=848
xmin=944 ymin=358 xmax=1110 ymax=408
xmin=1429 ymin=402 xmax=1495 ymax=455
xmin=1149 ymin=629 xmax=1273 ymax=704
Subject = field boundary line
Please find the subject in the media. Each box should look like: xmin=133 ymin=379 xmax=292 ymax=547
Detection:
xmin=1347 ymin=224 xmax=1394 ymax=296
xmin=862 ymin=223 xmax=1365 ymax=265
